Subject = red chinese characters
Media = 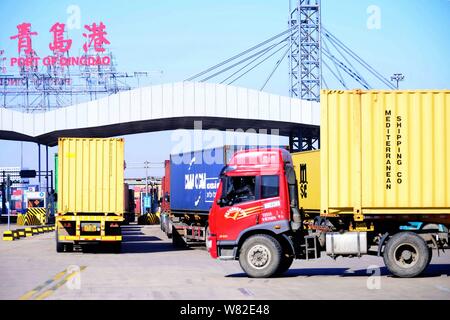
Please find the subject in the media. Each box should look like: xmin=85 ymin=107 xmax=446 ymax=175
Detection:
xmin=49 ymin=23 xmax=72 ymax=53
xmin=82 ymin=22 xmax=110 ymax=53
xmin=9 ymin=22 xmax=112 ymax=67
xmin=10 ymin=23 xmax=38 ymax=55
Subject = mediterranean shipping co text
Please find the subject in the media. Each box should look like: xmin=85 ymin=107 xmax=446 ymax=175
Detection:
xmin=6 ymin=22 xmax=112 ymax=67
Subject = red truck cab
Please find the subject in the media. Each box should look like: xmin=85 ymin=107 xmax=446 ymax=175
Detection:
xmin=208 ymin=148 xmax=300 ymax=277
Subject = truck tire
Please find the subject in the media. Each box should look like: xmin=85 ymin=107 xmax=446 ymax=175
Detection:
xmin=111 ymin=242 xmax=121 ymax=254
xmin=275 ymin=254 xmax=294 ymax=275
xmin=165 ymin=219 xmax=172 ymax=239
xmin=239 ymin=234 xmax=283 ymax=278
xmin=383 ymin=232 xmax=430 ymax=278
xmin=56 ymin=230 xmax=64 ymax=253
xmin=160 ymin=217 xmax=165 ymax=232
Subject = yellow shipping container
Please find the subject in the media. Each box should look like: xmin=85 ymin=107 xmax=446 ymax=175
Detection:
xmin=58 ymin=137 xmax=125 ymax=216
xmin=320 ymin=90 xmax=450 ymax=218
xmin=291 ymin=150 xmax=320 ymax=212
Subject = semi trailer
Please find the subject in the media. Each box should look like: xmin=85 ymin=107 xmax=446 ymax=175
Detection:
xmin=160 ymin=146 xmax=238 ymax=247
xmin=208 ymin=90 xmax=450 ymax=278
xmin=160 ymin=146 xmax=285 ymax=247
xmin=55 ymin=137 xmax=125 ymax=253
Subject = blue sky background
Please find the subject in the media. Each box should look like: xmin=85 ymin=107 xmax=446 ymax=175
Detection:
xmin=0 ymin=0 xmax=449 ymax=183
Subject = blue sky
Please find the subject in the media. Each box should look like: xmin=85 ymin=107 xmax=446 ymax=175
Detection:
xmin=0 ymin=0 xmax=449 ymax=182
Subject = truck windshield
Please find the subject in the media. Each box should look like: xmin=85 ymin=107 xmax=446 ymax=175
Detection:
xmin=222 ymin=176 xmax=256 ymax=204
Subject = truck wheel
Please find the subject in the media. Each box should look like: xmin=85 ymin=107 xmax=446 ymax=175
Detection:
xmin=275 ymin=254 xmax=294 ymax=275
xmin=160 ymin=217 xmax=165 ymax=232
xmin=56 ymin=228 xmax=65 ymax=252
xmin=383 ymin=232 xmax=429 ymax=278
xmin=56 ymin=234 xmax=65 ymax=252
xmin=112 ymin=242 xmax=121 ymax=254
xmin=239 ymin=234 xmax=282 ymax=278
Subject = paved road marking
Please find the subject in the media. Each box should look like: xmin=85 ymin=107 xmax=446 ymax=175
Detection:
xmin=34 ymin=266 xmax=87 ymax=300
xmin=435 ymin=285 xmax=450 ymax=294
xmin=238 ymin=287 xmax=254 ymax=296
xmin=19 ymin=269 xmax=68 ymax=300
xmin=19 ymin=266 xmax=86 ymax=300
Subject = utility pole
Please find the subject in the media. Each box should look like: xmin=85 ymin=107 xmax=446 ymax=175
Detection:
xmin=1 ymin=171 xmax=5 ymax=219
xmin=391 ymin=73 xmax=405 ymax=89
xmin=6 ymin=174 xmax=11 ymax=230
xmin=144 ymin=160 xmax=150 ymax=214
xmin=144 ymin=160 xmax=149 ymax=197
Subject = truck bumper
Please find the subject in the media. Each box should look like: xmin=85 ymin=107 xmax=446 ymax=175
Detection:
xmin=58 ymin=235 xmax=122 ymax=242
xmin=208 ymin=235 xmax=218 ymax=258
xmin=56 ymin=215 xmax=123 ymax=243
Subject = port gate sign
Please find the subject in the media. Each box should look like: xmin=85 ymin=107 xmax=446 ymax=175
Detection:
xmin=7 ymin=22 xmax=111 ymax=68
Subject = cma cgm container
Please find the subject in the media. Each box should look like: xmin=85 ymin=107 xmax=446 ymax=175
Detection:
xmin=56 ymin=138 xmax=124 ymax=253
xmin=209 ymin=90 xmax=450 ymax=279
xmin=162 ymin=145 xmax=286 ymax=247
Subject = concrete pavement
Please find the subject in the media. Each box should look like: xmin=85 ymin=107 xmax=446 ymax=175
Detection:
xmin=0 ymin=224 xmax=449 ymax=300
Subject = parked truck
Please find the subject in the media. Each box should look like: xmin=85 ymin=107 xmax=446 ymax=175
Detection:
xmin=208 ymin=90 xmax=450 ymax=278
xmin=55 ymin=137 xmax=125 ymax=253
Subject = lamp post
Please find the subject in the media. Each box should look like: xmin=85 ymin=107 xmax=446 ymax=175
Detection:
xmin=390 ymin=73 xmax=405 ymax=89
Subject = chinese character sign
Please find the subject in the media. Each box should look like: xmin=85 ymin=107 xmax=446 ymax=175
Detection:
xmin=83 ymin=22 xmax=110 ymax=53
xmin=49 ymin=23 xmax=72 ymax=53
xmin=10 ymin=22 xmax=38 ymax=55
xmin=8 ymin=21 xmax=112 ymax=68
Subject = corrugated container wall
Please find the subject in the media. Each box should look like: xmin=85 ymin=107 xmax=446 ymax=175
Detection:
xmin=321 ymin=90 xmax=450 ymax=215
xmin=58 ymin=138 xmax=125 ymax=216
xmin=291 ymin=150 xmax=320 ymax=212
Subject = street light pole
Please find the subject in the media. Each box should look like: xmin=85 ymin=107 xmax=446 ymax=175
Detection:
xmin=144 ymin=161 xmax=150 ymax=214
xmin=390 ymin=73 xmax=405 ymax=89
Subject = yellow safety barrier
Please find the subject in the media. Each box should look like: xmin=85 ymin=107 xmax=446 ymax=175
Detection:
xmin=3 ymin=230 xmax=14 ymax=241
xmin=137 ymin=213 xmax=160 ymax=225
xmin=27 ymin=208 xmax=47 ymax=225
xmin=17 ymin=208 xmax=47 ymax=226
xmin=25 ymin=228 xmax=33 ymax=237
xmin=17 ymin=213 xmax=26 ymax=226
xmin=3 ymin=224 xmax=56 ymax=242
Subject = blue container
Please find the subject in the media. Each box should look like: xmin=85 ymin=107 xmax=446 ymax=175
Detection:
xmin=169 ymin=145 xmax=288 ymax=214
xmin=170 ymin=146 xmax=227 ymax=213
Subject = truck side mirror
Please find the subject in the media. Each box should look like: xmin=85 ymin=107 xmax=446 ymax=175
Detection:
xmin=216 ymin=197 xmax=228 ymax=207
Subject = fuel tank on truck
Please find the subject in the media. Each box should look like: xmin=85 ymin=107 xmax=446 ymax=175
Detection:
xmin=320 ymin=90 xmax=450 ymax=221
